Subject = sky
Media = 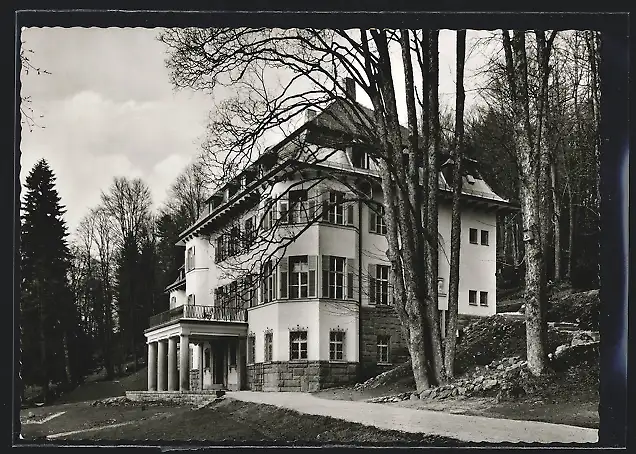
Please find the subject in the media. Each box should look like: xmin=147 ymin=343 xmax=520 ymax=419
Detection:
xmin=19 ymin=27 xmax=492 ymax=235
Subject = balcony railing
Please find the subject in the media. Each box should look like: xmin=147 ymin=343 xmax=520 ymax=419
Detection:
xmin=148 ymin=304 xmax=248 ymax=328
xmin=183 ymin=305 xmax=247 ymax=323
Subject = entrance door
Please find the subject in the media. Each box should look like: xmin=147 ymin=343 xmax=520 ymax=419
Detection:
xmin=214 ymin=341 xmax=225 ymax=386
xmin=202 ymin=347 xmax=212 ymax=389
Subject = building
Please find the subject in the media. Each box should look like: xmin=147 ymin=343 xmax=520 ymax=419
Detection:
xmin=143 ymin=93 xmax=516 ymax=394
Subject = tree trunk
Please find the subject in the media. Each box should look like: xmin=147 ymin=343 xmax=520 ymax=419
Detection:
xmin=503 ymin=30 xmax=548 ymax=376
xmin=552 ymin=160 xmax=562 ymax=281
xmin=425 ymin=29 xmax=445 ymax=385
xmin=444 ymin=29 xmax=466 ymax=379
xmin=567 ymin=180 xmax=576 ymax=281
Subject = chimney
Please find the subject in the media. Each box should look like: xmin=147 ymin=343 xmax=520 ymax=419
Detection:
xmin=344 ymin=77 xmax=356 ymax=101
xmin=306 ymin=108 xmax=317 ymax=122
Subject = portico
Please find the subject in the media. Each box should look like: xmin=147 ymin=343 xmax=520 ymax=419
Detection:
xmin=144 ymin=307 xmax=248 ymax=392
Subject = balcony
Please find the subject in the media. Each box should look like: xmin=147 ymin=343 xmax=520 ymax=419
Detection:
xmin=148 ymin=304 xmax=248 ymax=328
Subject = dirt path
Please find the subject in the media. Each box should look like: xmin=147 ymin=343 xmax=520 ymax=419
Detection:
xmin=228 ymin=391 xmax=598 ymax=444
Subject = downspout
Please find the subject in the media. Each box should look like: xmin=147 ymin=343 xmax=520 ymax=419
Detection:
xmin=357 ymin=198 xmax=363 ymax=380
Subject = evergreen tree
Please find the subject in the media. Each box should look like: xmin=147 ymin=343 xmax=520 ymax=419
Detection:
xmin=20 ymin=159 xmax=85 ymax=402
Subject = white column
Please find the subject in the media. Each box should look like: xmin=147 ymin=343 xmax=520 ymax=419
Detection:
xmin=198 ymin=343 xmax=204 ymax=391
xmin=147 ymin=342 xmax=157 ymax=391
xmin=168 ymin=337 xmax=178 ymax=391
xmin=157 ymin=339 xmax=168 ymax=391
xmin=179 ymin=334 xmax=190 ymax=391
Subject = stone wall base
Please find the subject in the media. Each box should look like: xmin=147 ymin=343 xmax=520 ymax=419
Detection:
xmin=247 ymin=361 xmax=358 ymax=392
xmin=126 ymin=390 xmax=219 ymax=405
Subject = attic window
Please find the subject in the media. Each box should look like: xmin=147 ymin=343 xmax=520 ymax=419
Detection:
xmin=466 ymin=175 xmax=476 ymax=184
xmin=351 ymin=146 xmax=369 ymax=169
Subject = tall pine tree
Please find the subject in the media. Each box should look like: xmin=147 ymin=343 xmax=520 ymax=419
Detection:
xmin=20 ymin=159 xmax=85 ymax=402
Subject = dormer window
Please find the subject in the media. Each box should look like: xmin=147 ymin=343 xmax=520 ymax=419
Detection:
xmin=466 ymin=174 xmax=476 ymax=184
xmin=351 ymin=146 xmax=369 ymax=169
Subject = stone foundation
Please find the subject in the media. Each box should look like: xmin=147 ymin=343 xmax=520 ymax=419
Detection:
xmin=360 ymin=305 xmax=410 ymax=379
xmin=247 ymin=361 xmax=358 ymax=392
xmin=126 ymin=390 xmax=220 ymax=405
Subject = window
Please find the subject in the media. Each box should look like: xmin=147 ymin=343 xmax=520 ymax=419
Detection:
xmin=351 ymin=146 xmax=369 ymax=169
xmin=262 ymin=198 xmax=274 ymax=230
xmin=322 ymin=255 xmax=346 ymax=299
xmin=329 ymin=331 xmax=345 ymax=361
xmin=324 ymin=191 xmax=344 ymax=225
xmin=215 ymin=235 xmax=226 ymax=262
xmin=261 ymin=260 xmax=276 ymax=304
xmin=480 ymin=291 xmax=488 ymax=307
xmin=289 ymin=256 xmax=309 ymax=299
xmin=248 ymin=335 xmax=256 ymax=364
xmin=369 ymin=264 xmax=390 ymax=305
xmin=243 ymin=217 xmax=255 ymax=248
xmin=290 ymin=331 xmax=308 ymax=360
xmin=186 ymin=246 xmax=195 ymax=271
xmin=264 ymin=332 xmax=273 ymax=362
xmin=469 ymin=290 xmax=477 ymax=306
xmin=481 ymin=230 xmax=489 ymax=246
xmin=187 ymin=294 xmax=195 ymax=305
xmin=204 ymin=348 xmax=210 ymax=368
xmin=438 ymin=278 xmax=446 ymax=296
xmin=369 ymin=203 xmax=387 ymax=235
xmin=469 ymin=228 xmax=478 ymax=244
xmin=289 ymin=189 xmax=308 ymax=223
xmin=377 ymin=335 xmax=390 ymax=364
xmin=170 ymin=296 xmax=177 ymax=307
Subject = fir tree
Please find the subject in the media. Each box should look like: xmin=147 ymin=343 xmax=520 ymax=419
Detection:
xmin=20 ymin=159 xmax=85 ymax=402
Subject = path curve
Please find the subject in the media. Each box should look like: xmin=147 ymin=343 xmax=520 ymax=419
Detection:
xmin=228 ymin=391 xmax=597 ymax=444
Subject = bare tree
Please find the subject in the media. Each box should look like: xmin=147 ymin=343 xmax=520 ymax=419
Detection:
xmin=444 ymin=29 xmax=466 ymax=379
xmin=160 ymin=27 xmax=471 ymax=391
xmin=164 ymin=159 xmax=211 ymax=227
xmin=19 ymin=42 xmax=49 ymax=132
xmin=100 ymin=177 xmax=153 ymax=246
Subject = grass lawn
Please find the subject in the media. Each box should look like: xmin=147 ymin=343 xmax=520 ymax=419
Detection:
xmin=19 ymin=399 xmax=464 ymax=446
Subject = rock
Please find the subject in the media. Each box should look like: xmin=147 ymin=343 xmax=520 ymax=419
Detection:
xmin=456 ymin=386 xmax=466 ymax=395
xmin=475 ymin=375 xmax=485 ymax=383
xmin=554 ymin=344 xmax=570 ymax=358
xmin=497 ymin=364 xmax=504 ymax=370
xmin=419 ymin=389 xmax=431 ymax=399
xmin=483 ymin=379 xmax=498 ymax=390
xmin=410 ymin=393 xmax=418 ymax=401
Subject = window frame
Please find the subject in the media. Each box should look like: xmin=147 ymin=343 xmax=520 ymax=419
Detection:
xmin=289 ymin=330 xmax=308 ymax=361
xmin=328 ymin=191 xmax=345 ymax=225
xmin=186 ymin=246 xmax=195 ymax=271
xmin=264 ymin=332 xmax=273 ymax=363
xmin=469 ymin=290 xmax=478 ymax=306
xmin=329 ymin=331 xmax=345 ymax=361
xmin=377 ymin=335 xmax=390 ymax=364
xmin=369 ymin=202 xmax=387 ymax=235
xmin=371 ymin=264 xmax=390 ymax=305
xmin=469 ymin=228 xmax=478 ymax=244
xmin=481 ymin=229 xmax=489 ymax=246
xmin=289 ymin=189 xmax=309 ymax=224
xmin=479 ymin=291 xmax=488 ymax=307
xmin=323 ymin=256 xmax=346 ymax=299
xmin=262 ymin=260 xmax=276 ymax=304
xmin=289 ymin=255 xmax=309 ymax=299
xmin=248 ymin=335 xmax=256 ymax=364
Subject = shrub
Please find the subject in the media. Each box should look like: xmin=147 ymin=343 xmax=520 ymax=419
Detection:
xmin=454 ymin=315 xmax=573 ymax=374
xmin=547 ymin=290 xmax=600 ymax=330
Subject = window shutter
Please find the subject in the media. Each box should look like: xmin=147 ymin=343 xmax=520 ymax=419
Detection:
xmin=369 ymin=264 xmax=376 ymax=305
xmin=262 ymin=199 xmax=271 ymax=230
xmin=307 ymin=189 xmax=317 ymax=222
xmin=279 ymin=257 xmax=288 ymax=299
xmin=346 ymin=203 xmax=355 ymax=226
xmin=347 ymin=258 xmax=355 ymax=299
xmin=369 ymin=205 xmax=377 ymax=233
xmin=321 ymin=191 xmax=330 ymax=222
xmin=308 ymin=255 xmax=317 ymax=297
xmin=388 ymin=266 xmax=394 ymax=305
xmin=279 ymin=197 xmax=289 ymax=224
xmin=322 ymin=255 xmax=330 ymax=297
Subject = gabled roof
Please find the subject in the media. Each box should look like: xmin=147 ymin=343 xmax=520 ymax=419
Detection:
xmin=178 ymin=99 xmax=516 ymax=244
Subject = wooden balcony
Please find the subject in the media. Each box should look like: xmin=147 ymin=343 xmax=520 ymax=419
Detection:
xmin=148 ymin=304 xmax=247 ymax=328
